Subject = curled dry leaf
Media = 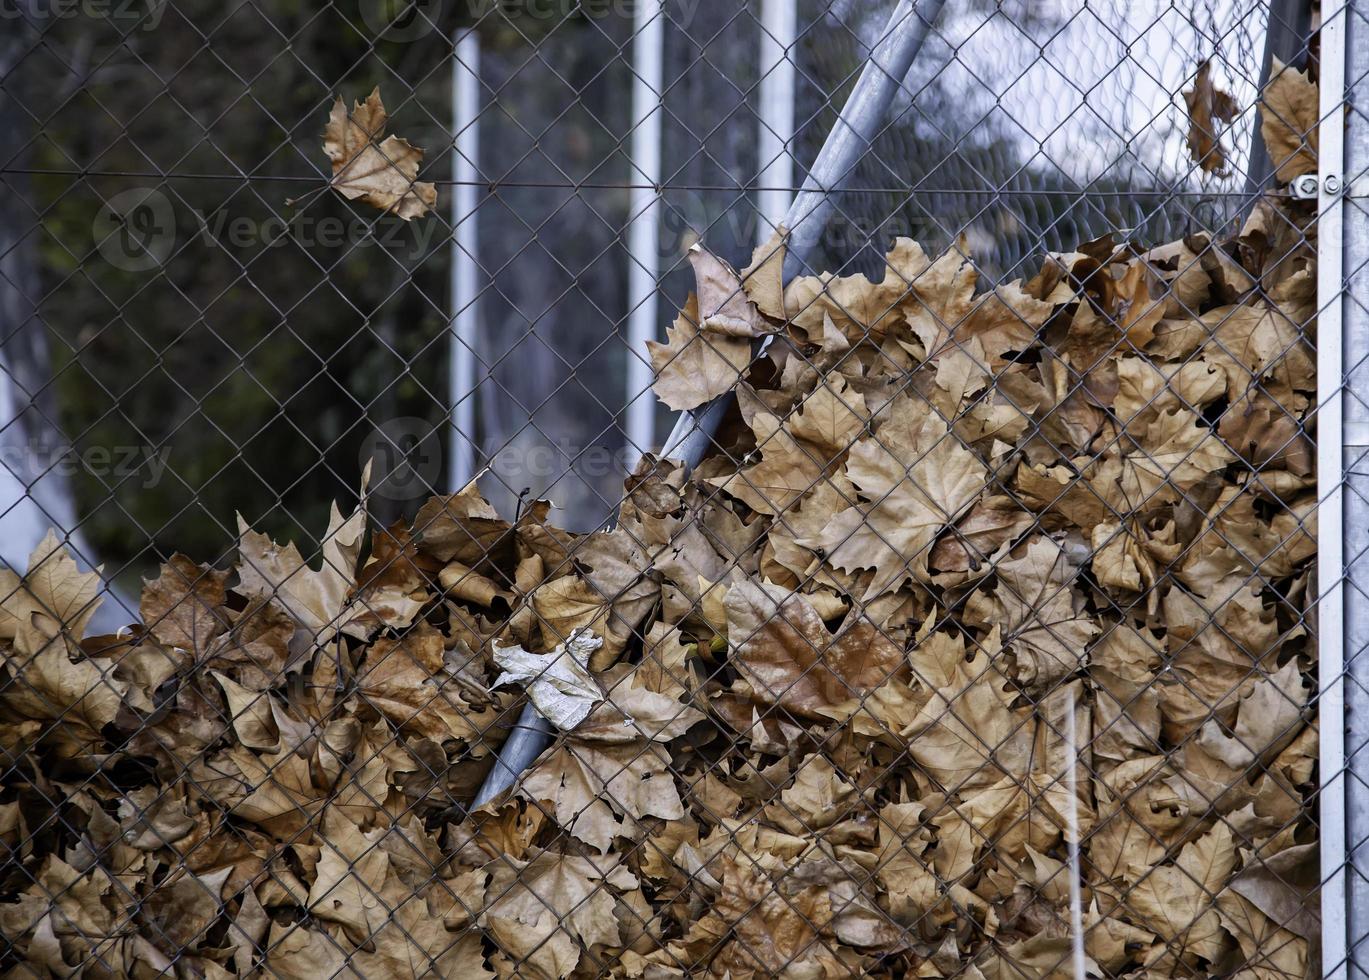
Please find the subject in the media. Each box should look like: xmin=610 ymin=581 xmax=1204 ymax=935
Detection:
xmin=1184 ymin=60 xmax=1239 ymax=173
xmin=648 ymin=294 xmax=750 ymax=411
xmin=492 ymin=627 xmax=602 ymax=731
xmin=322 ymin=87 xmax=437 ymax=219
xmin=1260 ymin=57 xmax=1319 ymax=182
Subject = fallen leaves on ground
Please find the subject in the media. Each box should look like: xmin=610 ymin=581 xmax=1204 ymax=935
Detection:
xmin=0 ymin=67 xmax=1320 ymax=979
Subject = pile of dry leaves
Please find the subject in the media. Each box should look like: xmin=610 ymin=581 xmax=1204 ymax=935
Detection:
xmin=0 ymin=62 xmax=1321 ymax=978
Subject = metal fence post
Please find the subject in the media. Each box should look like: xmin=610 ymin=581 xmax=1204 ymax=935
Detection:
xmin=1332 ymin=1 xmax=1367 ymax=974
xmin=449 ymin=29 xmax=481 ymax=491
xmin=757 ymin=0 xmax=798 ymax=240
xmin=1320 ymin=0 xmax=1349 ymax=974
xmin=624 ymin=0 xmax=666 ymax=467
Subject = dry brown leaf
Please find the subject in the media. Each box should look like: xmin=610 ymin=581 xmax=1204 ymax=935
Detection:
xmin=1125 ymin=821 xmax=1237 ymax=963
xmin=1184 ymin=60 xmax=1239 ymax=173
xmin=688 ymin=244 xmax=768 ymax=338
xmin=323 ymin=87 xmax=436 ymax=219
xmin=140 ymin=554 xmax=229 ymax=657
xmin=1197 ymin=658 xmax=1308 ymax=769
xmin=725 ymin=580 xmax=908 ymax=722
xmin=1259 ymin=57 xmax=1318 ymax=182
xmin=709 ymin=378 xmax=866 ymax=515
xmin=648 ymin=294 xmax=751 ymax=411
xmin=0 ymin=529 xmax=104 ymax=655
xmin=903 ymin=626 xmax=1028 ymax=793
xmin=482 ymin=849 xmax=637 ymax=979
xmin=783 ymin=236 xmax=932 ymax=346
xmin=235 ymin=492 xmax=366 ymax=645
xmin=806 ymin=407 xmax=986 ymax=597
xmin=965 ymin=536 xmax=1099 ymax=688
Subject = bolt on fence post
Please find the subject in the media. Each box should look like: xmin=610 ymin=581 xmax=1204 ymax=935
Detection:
xmin=471 ymin=0 xmax=947 ymax=810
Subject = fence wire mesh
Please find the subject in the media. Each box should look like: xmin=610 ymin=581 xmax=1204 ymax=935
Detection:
xmin=0 ymin=0 xmax=1339 ymax=977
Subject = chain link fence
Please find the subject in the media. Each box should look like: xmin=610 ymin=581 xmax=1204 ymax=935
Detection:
xmin=0 ymin=0 xmax=1343 ymax=976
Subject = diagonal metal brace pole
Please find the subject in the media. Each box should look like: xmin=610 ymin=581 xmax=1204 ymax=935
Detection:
xmin=471 ymin=0 xmax=946 ymax=810
xmin=661 ymin=0 xmax=945 ymax=463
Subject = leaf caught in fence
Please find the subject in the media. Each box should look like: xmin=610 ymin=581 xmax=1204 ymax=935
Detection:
xmin=322 ymin=87 xmax=437 ymax=219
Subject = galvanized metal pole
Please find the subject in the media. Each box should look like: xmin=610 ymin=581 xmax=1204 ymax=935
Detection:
xmin=757 ymin=0 xmax=797 ymax=241
xmin=661 ymin=0 xmax=946 ymax=463
xmin=1334 ymin=2 xmax=1369 ymax=974
xmin=471 ymin=0 xmax=946 ymax=810
xmin=624 ymin=0 xmax=665 ymax=469
xmin=449 ymin=29 xmax=480 ymax=491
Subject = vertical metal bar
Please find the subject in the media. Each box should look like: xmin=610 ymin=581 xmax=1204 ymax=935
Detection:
xmin=449 ymin=29 xmax=480 ymax=491
xmin=624 ymin=0 xmax=665 ymax=466
xmin=661 ymin=0 xmax=946 ymax=464
xmin=757 ymin=0 xmax=797 ymax=241
xmin=1338 ymin=0 xmax=1369 ymax=970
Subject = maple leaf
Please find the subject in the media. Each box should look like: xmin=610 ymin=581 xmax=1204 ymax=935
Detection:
xmin=902 ymin=627 xmax=1026 ymax=793
xmin=648 ymin=293 xmax=751 ymax=411
xmin=1090 ymin=624 xmax=1164 ymax=770
xmin=322 ymin=87 xmax=436 ymax=219
xmin=709 ymin=377 xmax=867 ymax=515
xmin=482 ymin=849 xmax=638 ymax=979
xmin=965 ymin=536 xmax=1099 ymax=689
xmin=0 ymin=529 xmax=105 ymax=655
xmin=1126 ymin=822 xmax=1238 ymax=963
xmin=685 ymin=855 xmax=847 ymax=979
xmin=1216 ymin=888 xmax=1309 ymax=979
xmin=1197 ymin=658 xmax=1308 ymax=769
xmin=901 ymin=242 xmax=1053 ymax=393
xmin=235 ymin=494 xmax=366 ymax=646
xmin=724 ymin=580 xmax=909 ymax=724
xmin=515 ymin=662 xmax=702 ymax=852
xmin=1156 ymin=301 xmax=1315 ymax=418
xmin=357 ymin=625 xmax=500 ymax=744
xmin=929 ymin=495 xmax=1033 ymax=573
xmin=686 ymin=243 xmax=768 ymax=338
xmin=1259 ymin=57 xmax=1318 ymax=182
xmin=784 ymin=236 xmax=932 ymax=345
xmin=805 ymin=407 xmax=986 ymax=598
xmin=411 ymin=482 xmax=510 ymax=565
xmin=1 ymin=644 xmax=128 ymax=757
xmin=140 ymin=555 xmax=229 ymax=658
xmin=959 ymin=679 xmax=1092 ymax=843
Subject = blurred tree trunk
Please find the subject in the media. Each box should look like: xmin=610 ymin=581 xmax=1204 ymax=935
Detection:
xmin=1 ymin=9 xmax=133 ymax=631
